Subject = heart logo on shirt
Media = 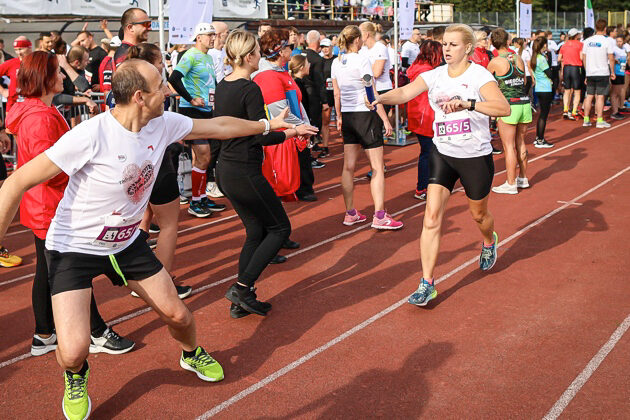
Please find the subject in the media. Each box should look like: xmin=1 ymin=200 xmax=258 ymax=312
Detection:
xmin=121 ymin=160 xmax=155 ymax=205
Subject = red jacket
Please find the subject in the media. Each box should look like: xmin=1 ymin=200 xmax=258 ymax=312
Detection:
xmin=0 ymin=58 xmax=21 ymax=112
xmin=406 ymin=62 xmax=435 ymax=138
xmin=6 ymin=98 xmax=70 ymax=239
xmin=471 ymin=47 xmax=491 ymax=68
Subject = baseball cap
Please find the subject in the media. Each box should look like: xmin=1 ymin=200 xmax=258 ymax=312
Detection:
xmin=320 ymin=38 xmax=332 ymax=47
xmin=109 ymin=36 xmax=122 ymax=48
xmin=567 ymin=28 xmax=580 ymax=37
xmin=190 ymin=22 xmax=215 ymax=42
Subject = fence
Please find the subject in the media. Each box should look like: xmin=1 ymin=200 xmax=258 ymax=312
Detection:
xmin=453 ymin=11 xmax=609 ymax=32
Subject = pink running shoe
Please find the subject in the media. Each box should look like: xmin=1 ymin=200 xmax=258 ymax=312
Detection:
xmin=371 ymin=213 xmax=403 ymax=230
xmin=343 ymin=210 xmax=367 ymax=226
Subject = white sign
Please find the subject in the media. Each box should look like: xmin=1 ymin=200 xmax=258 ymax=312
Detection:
xmin=398 ymin=0 xmax=415 ymax=41
xmin=519 ymin=2 xmax=532 ymax=39
xmin=213 ymin=0 xmax=267 ymax=19
xmin=168 ymin=0 xmax=213 ymax=45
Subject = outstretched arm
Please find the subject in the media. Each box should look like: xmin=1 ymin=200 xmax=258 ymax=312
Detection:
xmin=184 ymin=108 xmax=296 ymax=140
xmin=373 ymin=74 xmax=429 ymax=106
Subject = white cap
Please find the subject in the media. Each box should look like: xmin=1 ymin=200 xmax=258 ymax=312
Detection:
xmin=190 ymin=22 xmax=215 ymax=42
xmin=320 ymin=38 xmax=332 ymax=47
xmin=110 ymin=36 xmax=122 ymax=47
xmin=567 ymin=28 xmax=580 ymax=37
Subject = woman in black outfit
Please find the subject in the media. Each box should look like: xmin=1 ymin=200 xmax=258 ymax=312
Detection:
xmin=215 ymin=30 xmax=318 ymax=318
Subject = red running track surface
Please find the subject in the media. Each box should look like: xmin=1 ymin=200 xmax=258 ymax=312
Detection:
xmin=0 ymin=112 xmax=629 ymax=419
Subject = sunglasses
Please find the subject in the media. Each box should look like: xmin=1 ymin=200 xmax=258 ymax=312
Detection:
xmin=130 ymin=20 xmax=152 ymax=29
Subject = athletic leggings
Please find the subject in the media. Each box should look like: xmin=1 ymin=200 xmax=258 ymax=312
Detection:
xmin=536 ymin=92 xmax=553 ymax=140
xmin=216 ymin=164 xmax=291 ymax=287
xmin=416 ymin=134 xmax=433 ymax=191
xmin=33 ymin=235 xmax=107 ymax=336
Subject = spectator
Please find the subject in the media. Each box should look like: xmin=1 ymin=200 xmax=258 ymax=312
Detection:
xmin=53 ymin=46 xmax=98 ymax=118
xmin=432 ymin=25 xmax=446 ymax=42
xmin=208 ymin=21 xmax=230 ymax=83
xmin=581 ymin=19 xmax=614 ymax=128
xmin=258 ymin=24 xmax=272 ymax=39
xmin=546 ymin=30 xmax=560 ymax=98
xmin=73 ymin=30 xmax=108 ymax=86
xmin=114 ymin=7 xmax=151 ymax=67
xmin=39 ymin=32 xmax=54 ymax=52
xmin=288 ymin=27 xmax=302 ymax=56
xmin=401 ymin=28 xmax=421 ymax=69
xmin=471 ymin=30 xmax=492 ymax=68
xmin=0 ymin=37 xmax=32 ymax=112
xmin=99 ymin=36 xmax=121 ymax=95
xmin=0 ymin=39 xmax=14 ymax=60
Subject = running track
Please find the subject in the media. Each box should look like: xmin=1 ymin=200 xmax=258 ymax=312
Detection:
xmin=0 ymin=111 xmax=629 ymax=418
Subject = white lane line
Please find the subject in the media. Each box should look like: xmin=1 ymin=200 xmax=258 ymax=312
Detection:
xmin=543 ymin=314 xmax=630 ymax=420
xmin=5 ymin=228 xmax=29 ymax=237
xmin=0 ymin=273 xmax=34 ymax=287
xmin=0 ymin=127 xmax=627 ymax=368
xmin=196 ymin=165 xmax=630 ymax=419
xmin=557 ymin=201 xmax=583 ymax=206
xmin=0 ymin=352 xmax=31 ymax=369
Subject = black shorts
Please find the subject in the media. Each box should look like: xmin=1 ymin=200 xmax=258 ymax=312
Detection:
xmin=377 ymin=89 xmax=393 ymax=114
xmin=179 ymin=107 xmax=212 ymax=144
xmin=45 ymin=230 xmax=163 ymax=295
xmin=341 ymin=111 xmax=384 ymax=150
xmin=429 ymin=148 xmax=494 ymax=200
xmin=0 ymin=155 xmax=6 ymax=181
xmin=612 ymin=74 xmax=625 ymax=85
xmin=326 ymin=90 xmax=334 ymax=108
xmin=586 ymin=76 xmax=610 ymax=96
xmin=563 ymin=65 xmax=582 ymax=90
xmin=150 ymin=144 xmax=180 ymax=205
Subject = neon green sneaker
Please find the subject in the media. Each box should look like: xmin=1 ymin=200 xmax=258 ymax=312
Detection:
xmin=180 ymin=346 xmax=224 ymax=382
xmin=62 ymin=368 xmax=91 ymax=420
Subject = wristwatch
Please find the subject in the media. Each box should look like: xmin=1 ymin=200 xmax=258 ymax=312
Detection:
xmin=468 ymin=99 xmax=476 ymax=111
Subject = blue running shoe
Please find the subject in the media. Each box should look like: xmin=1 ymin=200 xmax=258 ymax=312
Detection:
xmin=479 ymin=231 xmax=498 ymax=271
xmin=188 ymin=200 xmax=212 ymax=218
xmin=408 ymin=278 xmax=437 ymax=306
xmin=201 ymin=197 xmax=226 ymax=212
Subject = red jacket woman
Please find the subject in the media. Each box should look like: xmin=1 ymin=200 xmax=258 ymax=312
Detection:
xmin=7 ymin=97 xmax=69 ymax=239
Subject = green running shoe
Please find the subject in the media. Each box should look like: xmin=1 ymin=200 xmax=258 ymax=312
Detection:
xmin=408 ymin=278 xmax=437 ymax=306
xmin=62 ymin=368 xmax=91 ymax=420
xmin=479 ymin=231 xmax=499 ymax=271
xmin=180 ymin=346 xmax=224 ymax=382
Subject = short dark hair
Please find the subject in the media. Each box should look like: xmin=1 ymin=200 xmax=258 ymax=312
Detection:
xmin=121 ymin=7 xmax=147 ymax=27
xmin=606 ymin=26 xmax=616 ymax=36
xmin=112 ymin=59 xmax=150 ymax=105
xmin=40 ymin=31 xmax=52 ymax=38
xmin=127 ymin=42 xmax=162 ymax=65
xmin=432 ymin=26 xmax=445 ymax=39
xmin=491 ymin=28 xmax=510 ymax=50
xmin=18 ymin=51 xmax=59 ymax=98
xmin=78 ymin=30 xmax=93 ymax=38
xmin=595 ymin=19 xmax=607 ymax=32
xmin=67 ymin=45 xmax=88 ymax=64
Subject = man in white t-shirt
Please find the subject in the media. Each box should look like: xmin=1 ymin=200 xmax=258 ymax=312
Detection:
xmin=581 ymin=18 xmax=615 ymax=128
xmin=0 ymin=59 xmax=294 ymax=420
xmin=400 ymin=28 xmax=421 ymax=70
xmin=546 ymin=30 xmax=560 ymax=97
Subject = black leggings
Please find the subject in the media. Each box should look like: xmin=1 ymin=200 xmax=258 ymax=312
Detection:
xmin=536 ymin=92 xmax=553 ymax=140
xmin=33 ymin=235 xmax=107 ymax=336
xmin=216 ymin=164 xmax=291 ymax=287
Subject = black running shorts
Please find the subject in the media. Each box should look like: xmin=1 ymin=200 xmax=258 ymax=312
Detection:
xmin=179 ymin=107 xmax=212 ymax=144
xmin=45 ymin=230 xmax=163 ymax=295
xmin=563 ymin=65 xmax=582 ymax=90
xmin=585 ymin=76 xmax=610 ymax=96
xmin=149 ymin=145 xmax=179 ymax=205
xmin=428 ymin=148 xmax=494 ymax=200
xmin=377 ymin=89 xmax=393 ymax=114
xmin=341 ymin=111 xmax=384 ymax=150
xmin=612 ymin=74 xmax=625 ymax=85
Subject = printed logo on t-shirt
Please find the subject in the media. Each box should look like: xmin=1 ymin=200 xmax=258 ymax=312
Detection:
xmin=121 ymin=160 xmax=155 ymax=204
xmin=117 ymin=154 xmax=127 ymax=162
xmin=588 ymin=42 xmax=602 ymax=48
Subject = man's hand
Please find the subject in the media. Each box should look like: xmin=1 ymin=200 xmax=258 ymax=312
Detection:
xmin=190 ymin=98 xmax=205 ymax=107
xmin=57 ymin=54 xmax=69 ymax=70
xmin=81 ymin=22 xmax=89 ymax=32
xmin=336 ymin=114 xmax=342 ymax=132
xmin=100 ymin=19 xmax=108 ymax=31
xmin=85 ymin=99 xmax=98 ymax=114
xmin=0 ymin=130 xmax=11 ymax=153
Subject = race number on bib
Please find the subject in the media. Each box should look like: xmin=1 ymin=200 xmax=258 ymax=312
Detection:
xmin=208 ymin=88 xmax=215 ymax=108
xmin=435 ymin=117 xmax=473 ymax=144
xmin=93 ymin=215 xmax=141 ymax=249
xmin=326 ymin=78 xmax=333 ymax=91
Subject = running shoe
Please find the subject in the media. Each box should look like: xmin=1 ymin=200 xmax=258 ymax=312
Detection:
xmin=414 ymin=189 xmax=427 ymax=200
xmin=492 ymin=181 xmax=518 ymax=195
xmin=492 ymin=146 xmax=503 ymax=155
xmin=311 ymin=143 xmax=323 ymax=152
xmin=270 ymin=254 xmax=288 ymax=264
xmin=567 ymin=113 xmax=577 ymax=121
xmin=311 ymin=159 xmax=326 ymax=169
xmin=89 ymin=328 xmax=135 ymax=355
xmin=371 ymin=213 xmax=403 ymax=230
xmin=147 ymin=238 xmax=158 ymax=249
xmin=188 ymin=200 xmax=212 ymax=217
xmin=205 ymin=181 xmax=224 ymax=198
xmin=408 ymin=278 xmax=437 ymax=306
xmin=582 ymin=120 xmax=592 ymax=127
xmin=611 ymin=112 xmax=625 ymax=120
xmin=225 ymin=283 xmax=268 ymax=316
xmin=201 ymin=197 xmax=226 ymax=212
xmin=0 ymin=246 xmax=22 ymax=267
xmin=596 ymin=120 xmax=611 ymax=128
xmin=63 ymin=367 xmax=90 ymax=420
xmin=563 ymin=111 xmax=569 ymax=119
xmin=230 ymin=288 xmax=272 ymax=318
xmin=31 ymin=333 xmax=57 ymax=356
xmin=342 ymin=210 xmax=367 ymax=226
xmin=317 ymin=147 xmax=330 ymax=158
xmin=148 ymin=223 xmax=160 ymax=233
xmin=533 ymin=138 xmax=554 ymax=148
xmin=479 ymin=232 xmax=498 ymax=271
xmin=179 ymin=195 xmax=190 ymax=205
xmin=180 ymin=346 xmax=224 ymax=382
xmin=176 ymin=285 xmax=193 ymax=299
xmin=516 ymin=177 xmax=530 ymax=189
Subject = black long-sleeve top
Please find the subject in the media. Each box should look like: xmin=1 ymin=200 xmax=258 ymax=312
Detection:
xmin=213 ymin=77 xmax=286 ymax=168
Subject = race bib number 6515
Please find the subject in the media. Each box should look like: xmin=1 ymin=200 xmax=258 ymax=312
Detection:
xmin=436 ymin=118 xmax=471 ymax=137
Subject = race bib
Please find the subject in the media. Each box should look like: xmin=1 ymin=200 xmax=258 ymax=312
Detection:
xmin=92 ymin=215 xmax=141 ymax=249
xmin=435 ymin=118 xmax=472 ymax=142
xmin=326 ymin=78 xmax=333 ymax=90
xmin=208 ymin=87 xmax=215 ymax=108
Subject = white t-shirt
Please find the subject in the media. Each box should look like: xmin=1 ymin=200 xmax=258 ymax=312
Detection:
xmin=208 ymin=48 xmax=232 ymax=82
xmin=45 ymin=111 xmax=193 ymax=255
xmin=401 ymin=41 xmax=420 ymax=66
xmin=624 ymin=43 xmax=630 ymax=54
xmin=521 ymin=47 xmax=532 ymax=77
xmin=388 ymin=46 xmax=398 ymax=68
xmin=419 ymin=63 xmax=496 ymax=158
xmin=582 ymin=34 xmax=613 ymax=76
xmin=359 ymin=42 xmax=393 ymax=91
xmin=547 ymin=39 xmax=559 ymax=66
xmin=331 ymin=52 xmax=373 ymax=112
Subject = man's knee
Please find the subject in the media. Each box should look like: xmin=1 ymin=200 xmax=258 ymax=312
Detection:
xmin=165 ymin=304 xmax=192 ymax=329
xmin=58 ymin=339 xmax=90 ymax=368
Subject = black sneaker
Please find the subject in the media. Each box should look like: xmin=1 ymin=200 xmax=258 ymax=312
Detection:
xmin=282 ymin=239 xmax=300 ymax=249
xmin=176 ymin=285 xmax=193 ymax=299
xmin=311 ymin=160 xmax=325 ymax=169
xmin=611 ymin=112 xmax=625 ymax=120
xmin=188 ymin=200 xmax=212 ymax=218
xmin=317 ymin=147 xmax=330 ymax=158
xmin=147 ymin=238 xmax=158 ymax=249
xmin=230 ymin=292 xmax=272 ymax=318
xmin=270 ymin=254 xmax=287 ymax=264
xmin=311 ymin=143 xmax=323 ymax=152
xmin=492 ymin=146 xmax=503 ymax=155
xmin=225 ymin=284 xmax=269 ymax=316
xmin=534 ymin=138 xmax=554 ymax=148
xmin=201 ymin=197 xmax=226 ymax=212
xmin=31 ymin=333 xmax=57 ymax=356
xmin=149 ymin=223 xmax=160 ymax=233
xmin=89 ymin=328 xmax=135 ymax=355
